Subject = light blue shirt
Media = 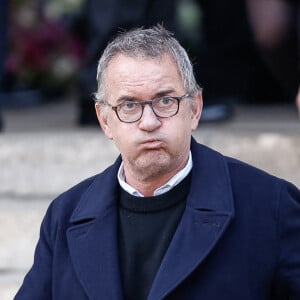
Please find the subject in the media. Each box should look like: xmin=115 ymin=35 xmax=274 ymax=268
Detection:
xmin=117 ymin=151 xmax=193 ymax=197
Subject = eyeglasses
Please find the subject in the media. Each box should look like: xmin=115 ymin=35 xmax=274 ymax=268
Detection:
xmin=106 ymin=94 xmax=190 ymax=123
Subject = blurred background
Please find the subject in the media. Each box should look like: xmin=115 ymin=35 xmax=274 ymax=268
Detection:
xmin=0 ymin=0 xmax=299 ymax=298
xmin=0 ymin=0 xmax=299 ymax=121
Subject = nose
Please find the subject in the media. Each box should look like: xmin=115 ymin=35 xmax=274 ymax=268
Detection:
xmin=138 ymin=103 xmax=161 ymax=131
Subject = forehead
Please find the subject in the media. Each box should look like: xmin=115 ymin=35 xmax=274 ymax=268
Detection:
xmin=104 ymin=54 xmax=184 ymax=99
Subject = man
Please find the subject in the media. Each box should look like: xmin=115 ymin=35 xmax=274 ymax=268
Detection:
xmin=16 ymin=25 xmax=300 ymax=299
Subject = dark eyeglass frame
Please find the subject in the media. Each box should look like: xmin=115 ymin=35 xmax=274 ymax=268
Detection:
xmin=106 ymin=93 xmax=190 ymax=123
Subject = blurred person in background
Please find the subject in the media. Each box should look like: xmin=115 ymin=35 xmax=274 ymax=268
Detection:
xmin=78 ymin=0 xmax=178 ymax=126
xmin=185 ymin=0 xmax=291 ymax=122
xmin=297 ymin=86 xmax=300 ymax=115
xmin=246 ymin=0 xmax=300 ymax=114
xmin=0 ymin=0 xmax=8 ymax=131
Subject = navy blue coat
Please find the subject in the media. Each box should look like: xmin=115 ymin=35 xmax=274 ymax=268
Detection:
xmin=15 ymin=140 xmax=300 ymax=299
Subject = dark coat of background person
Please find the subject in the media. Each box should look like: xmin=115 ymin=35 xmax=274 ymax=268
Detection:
xmin=0 ymin=0 xmax=8 ymax=131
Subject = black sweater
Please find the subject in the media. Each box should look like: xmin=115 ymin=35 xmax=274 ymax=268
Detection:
xmin=118 ymin=172 xmax=192 ymax=300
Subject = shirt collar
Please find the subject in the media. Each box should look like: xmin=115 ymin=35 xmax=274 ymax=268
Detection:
xmin=117 ymin=151 xmax=193 ymax=197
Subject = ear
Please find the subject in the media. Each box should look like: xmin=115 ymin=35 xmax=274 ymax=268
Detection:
xmin=95 ymin=103 xmax=113 ymax=139
xmin=191 ymin=91 xmax=203 ymax=130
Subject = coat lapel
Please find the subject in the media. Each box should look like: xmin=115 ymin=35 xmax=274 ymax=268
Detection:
xmin=67 ymin=158 xmax=123 ymax=300
xmin=148 ymin=140 xmax=235 ymax=300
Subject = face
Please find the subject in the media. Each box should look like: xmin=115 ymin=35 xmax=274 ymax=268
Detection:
xmin=96 ymin=54 xmax=202 ymax=188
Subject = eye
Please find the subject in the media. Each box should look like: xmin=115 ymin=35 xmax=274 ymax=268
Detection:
xmin=121 ymin=101 xmax=139 ymax=111
xmin=158 ymin=97 xmax=175 ymax=106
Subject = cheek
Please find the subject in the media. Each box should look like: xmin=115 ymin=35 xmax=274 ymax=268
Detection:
xmin=165 ymin=121 xmax=191 ymax=147
xmin=114 ymin=136 xmax=136 ymax=162
xmin=169 ymin=117 xmax=193 ymax=147
xmin=105 ymin=113 xmax=122 ymax=139
xmin=108 ymin=123 xmax=133 ymax=151
xmin=171 ymin=113 xmax=194 ymax=134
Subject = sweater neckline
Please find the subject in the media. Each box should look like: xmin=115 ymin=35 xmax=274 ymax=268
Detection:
xmin=119 ymin=172 xmax=192 ymax=213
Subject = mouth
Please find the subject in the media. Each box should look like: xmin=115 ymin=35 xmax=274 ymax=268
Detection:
xmin=140 ymin=139 xmax=164 ymax=149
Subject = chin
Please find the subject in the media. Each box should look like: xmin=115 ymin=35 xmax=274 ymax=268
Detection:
xmin=134 ymin=151 xmax=172 ymax=178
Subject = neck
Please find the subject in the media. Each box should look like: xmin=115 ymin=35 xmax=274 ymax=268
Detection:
xmin=123 ymin=155 xmax=190 ymax=197
xmin=125 ymin=173 xmax=174 ymax=197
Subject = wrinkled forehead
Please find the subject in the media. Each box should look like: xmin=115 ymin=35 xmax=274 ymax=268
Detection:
xmin=105 ymin=53 xmax=181 ymax=81
xmin=102 ymin=53 xmax=185 ymax=101
xmin=110 ymin=53 xmax=180 ymax=79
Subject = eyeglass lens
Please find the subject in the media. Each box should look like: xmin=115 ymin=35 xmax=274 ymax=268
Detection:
xmin=117 ymin=97 xmax=179 ymax=122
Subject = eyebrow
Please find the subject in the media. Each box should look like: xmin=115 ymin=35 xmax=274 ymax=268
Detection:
xmin=155 ymin=89 xmax=175 ymax=98
xmin=115 ymin=89 xmax=176 ymax=104
xmin=115 ymin=95 xmax=135 ymax=104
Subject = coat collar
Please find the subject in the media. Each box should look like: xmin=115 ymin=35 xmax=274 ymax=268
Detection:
xmin=189 ymin=138 xmax=234 ymax=213
xmin=67 ymin=157 xmax=123 ymax=300
xmin=67 ymin=138 xmax=234 ymax=299
xmin=69 ymin=155 xmax=122 ymax=223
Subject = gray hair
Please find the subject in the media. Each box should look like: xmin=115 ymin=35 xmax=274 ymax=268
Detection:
xmin=94 ymin=25 xmax=201 ymax=103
